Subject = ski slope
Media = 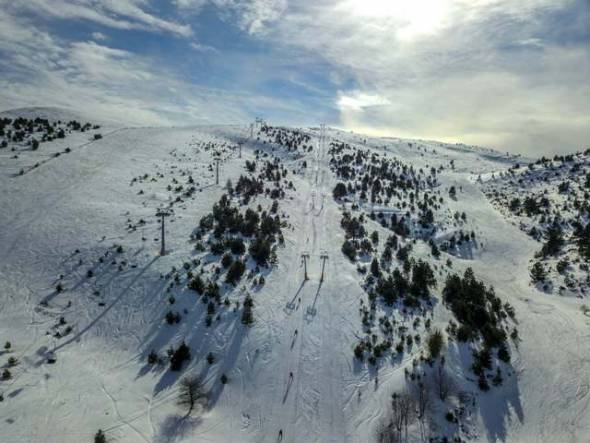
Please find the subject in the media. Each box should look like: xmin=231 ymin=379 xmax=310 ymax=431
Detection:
xmin=0 ymin=110 xmax=589 ymax=443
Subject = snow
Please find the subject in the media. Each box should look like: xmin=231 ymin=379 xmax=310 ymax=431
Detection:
xmin=0 ymin=106 xmax=122 ymax=127
xmin=0 ymin=108 xmax=589 ymax=442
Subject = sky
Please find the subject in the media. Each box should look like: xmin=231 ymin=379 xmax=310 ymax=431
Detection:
xmin=0 ymin=0 xmax=588 ymax=156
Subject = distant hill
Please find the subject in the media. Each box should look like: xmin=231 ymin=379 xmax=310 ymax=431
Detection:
xmin=0 ymin=106 xmax=118 ymax=126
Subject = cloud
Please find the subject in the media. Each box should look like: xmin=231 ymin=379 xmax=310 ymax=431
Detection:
xmin=1 ymin=0 xmax=588 ymax=155
xmin=235 ymin=0 xmax=287 ymax=34
xmin=337 ymin=91 xmax=391 ymax=110
xmin=174 ymin=0 xmax=208 ymax=9
xmin=91 ymin=31 xmax=108 ymax=41
xmin=1 ymin=0 xmax=192 ymax=37
xmin=0 ymin=10 xmax=278 ymax=126
xmin=0 ymin=2 xmax=335 ymax=129
xmin=66 ymin=41 xmax=154 ymax=82
xmin=190 ymin=42 xmax=217 ymax=52
xmin=175 ymin=0 xmax=287 ymax=35
xmin=245 ymin=0 xmax=590 ymax=155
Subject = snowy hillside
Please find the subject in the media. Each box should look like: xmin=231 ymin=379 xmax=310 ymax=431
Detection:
xmin=0 ymin=106 xmax=122 ymax=127
xmin=0 ymin=109 xmax=589 ymax=443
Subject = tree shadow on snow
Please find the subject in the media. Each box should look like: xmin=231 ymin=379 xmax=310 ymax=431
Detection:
xmin=143 ymin=301 xmax=246 ymax=408
xmin=153 ymin=414 xmax=203 ymax=443
xmin=201 ymin=315 xmax=247 ymax=409
xmin=53 ymin=256 xmax=159 ymax=353
xmin=447 ymin=341 xmax=524 ymax=443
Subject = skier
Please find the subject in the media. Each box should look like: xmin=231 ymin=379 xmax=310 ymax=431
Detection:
xmin=291 ymin=330 xmax=298 ymax=349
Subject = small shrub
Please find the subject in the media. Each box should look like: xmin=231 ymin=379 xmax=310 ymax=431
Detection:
xmin=148 ymin=350 xmax=160 ymax=365
xmin=170 ymin=342 xmax=191 ymax=371
xmin=94 ymin=429 xmax=107 ymax=443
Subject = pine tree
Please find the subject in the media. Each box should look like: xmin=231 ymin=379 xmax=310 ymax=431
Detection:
xmin=188 ymin=275 xmax=205 ymax=294
xmin=341 ymin=240 xmax=357 ymax=261
xmin=249 ymin=236 xmax=271 ymax=265
xmin=170 ymin=341 xmax=191 ymax=371
xmin=427 ymin=329 xmax=444 ymax=361
xmin=333 ymin=182 xmax=347 ymax=199
xmin=226 ymin=259 xmax=245 ymax=285
xmin=242 ymin=295 xmax=254 ymax=325
xmin=530 ymin=261 xmax=546 ymax=283
xmin=221 ymin=253 xmax=233 ymax=268
xmin=370 ymin=257 xmax=380 ymax=277
xmin=370 ymin=230 xmax=379 ymax=245
xmin=541 ymin=222 xmax=564 ymax=257
xmin=574 ymin=223 xmax=590 ymax=260
xmin=430 ymin=241 xmax=440 ymax=259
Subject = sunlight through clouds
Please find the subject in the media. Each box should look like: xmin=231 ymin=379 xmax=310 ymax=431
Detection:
xmin=341 ymin=0 xmax=453 ymax=40
xmin=337 ymin=91 xmax=391 ymax=110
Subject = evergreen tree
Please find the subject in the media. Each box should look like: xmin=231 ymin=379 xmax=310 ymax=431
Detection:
xmin=249 ymin=236 xmax=271 ymax=265
xmin=530 ymin=261 xmax=546 ymax=283
xmin=333 ymin=182 xmax=347 ymax=199
xmin=427 ymin=329 xmax=444 ymax=361
xmin=430 ymin=241 xmax=440 ymax=259
xmin=221 ymin=253 xmax=234 ymax=268
xmin=370 ymin=257 xmax=380 ymax=277
xmin=226 ymin=259 xmax=245 ymax=285
xmin=188 ymin=275 xmax=205 ymax=294
xmin=341 ymin=240 xmax=357 ymax=261
xmin=370 ymin=230 xmax=379 ymax=245
xmin=170 ymin=341 xmax=191 ymax=371
xmin=242 ymin=295 xmax=254 ymax=325
xmin=541 ymin=222 xmax=564 ymax=257
xmin=574 ymin=223 xmax=590 ymax=260
xmin=409 ymin=260 xmax=436 ymax=298
xmin=228 ymin=237 xmax=246 ymax=255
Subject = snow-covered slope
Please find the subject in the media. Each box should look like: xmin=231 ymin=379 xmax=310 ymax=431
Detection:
xmin=0 ymin=106 xmax=120 ymax=127
xmin=0 ymin=110 xmax=589 ymax=443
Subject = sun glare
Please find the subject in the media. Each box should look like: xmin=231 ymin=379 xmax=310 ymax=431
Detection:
xmin=343 ymin=0 xmax=452 ymax=40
